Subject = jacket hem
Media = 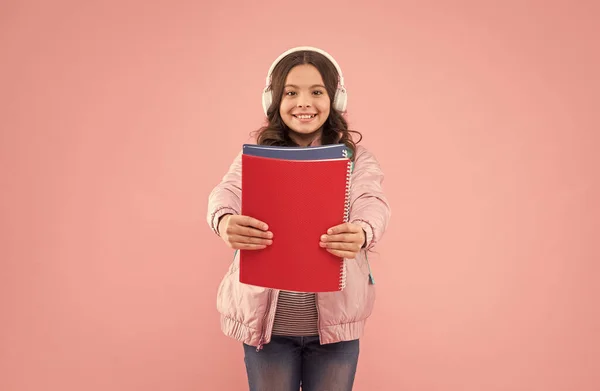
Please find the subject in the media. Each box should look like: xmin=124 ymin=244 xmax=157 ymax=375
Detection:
xmin=220 ymin=315 xmax=262 ymax=346
xmin=220 ymin=314 xmax=369 ymax=346
xmin=318 ymin=319 xmax=368 ymax=344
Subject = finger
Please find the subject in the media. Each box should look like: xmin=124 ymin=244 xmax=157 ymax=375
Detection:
xmin=238 ymin=215 xmax=269 ymax=231
xmin=227 ymin=225 xmax=273 ymax=239
xmin=320 ymin=233 xmax=360 ymax=243
xmin=320 ymin=241 xmax=361 ymax=253
xmin=229 ymin=234 xmax=273 ymax=246
xmin=325 ymin=248 xmax=358 ymax=259
xmin=327 ymin=222 xmax=360 ymax=235
xmin=231 ymin=242 xmax=268 ymax=250
xmin=326 ymin=223 xmax=348 ymax=235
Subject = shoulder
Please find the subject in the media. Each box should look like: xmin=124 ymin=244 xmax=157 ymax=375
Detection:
xmin=353 ymin=144 xmax=381 ymax=166
xmin=354 ymin=144 xmax=371 ymax=157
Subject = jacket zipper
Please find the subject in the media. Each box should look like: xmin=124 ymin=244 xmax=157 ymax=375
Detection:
xmin=315 ymin=293 xmax=322 ymax=342
xmin=256 ymin=289 xmax=275 ymax=352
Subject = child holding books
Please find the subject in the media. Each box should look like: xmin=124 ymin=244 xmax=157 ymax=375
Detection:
xmin=207 ymin=46 xmax=391 ymax=391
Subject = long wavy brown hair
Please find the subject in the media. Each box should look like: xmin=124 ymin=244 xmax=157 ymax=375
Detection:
xmin=252 ymin=50 xmax=362 ymax=159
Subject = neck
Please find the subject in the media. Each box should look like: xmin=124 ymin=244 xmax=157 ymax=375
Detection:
xmin=289 ymin=129 xmax=322 ymax=147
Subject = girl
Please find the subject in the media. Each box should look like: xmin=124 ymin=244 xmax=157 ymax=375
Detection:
xmin=207 ymin=46 xmax=391 ymax=391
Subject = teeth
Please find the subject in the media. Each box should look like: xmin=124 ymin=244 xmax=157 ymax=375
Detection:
xmin=296 ymin=115 xmax=315 ymax=119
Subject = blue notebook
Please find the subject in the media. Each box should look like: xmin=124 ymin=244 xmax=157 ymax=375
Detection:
xmin=242 ymin=143 xmax=349 ymax=160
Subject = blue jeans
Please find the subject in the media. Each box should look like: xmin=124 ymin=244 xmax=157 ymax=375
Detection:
xmin=243 ymin=335 xmax=359 ymax=391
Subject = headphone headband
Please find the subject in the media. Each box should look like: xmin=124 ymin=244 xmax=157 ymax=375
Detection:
xmin=264 ymin=46 xmax=345 ymax=88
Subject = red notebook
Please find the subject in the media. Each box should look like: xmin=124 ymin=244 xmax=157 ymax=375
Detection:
xmin=240 ymin=154 xmax=352 ymax=292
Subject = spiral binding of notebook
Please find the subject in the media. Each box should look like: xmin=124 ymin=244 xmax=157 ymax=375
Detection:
xmin=339 ymin=148 xmax=352 ymax=290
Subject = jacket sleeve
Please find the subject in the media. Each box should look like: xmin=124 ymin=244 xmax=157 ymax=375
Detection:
xmin=207 ymin=151 xmax=242 ymax=236
xmin=348 ymin=146 xmax=391 ymax=250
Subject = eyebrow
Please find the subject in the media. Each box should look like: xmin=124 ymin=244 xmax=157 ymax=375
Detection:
xmin=284 ymin=84 xmax=326 ymax=89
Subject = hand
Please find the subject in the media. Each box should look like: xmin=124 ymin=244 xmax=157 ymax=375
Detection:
xmin=218 ymin=214 xmax=273 ymax=250
xmin=319 ymin=222 xmax=366 ymax=259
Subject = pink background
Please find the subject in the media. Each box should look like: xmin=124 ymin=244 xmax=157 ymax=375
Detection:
xmin=1 ymin=1 xmax=598 ymax=390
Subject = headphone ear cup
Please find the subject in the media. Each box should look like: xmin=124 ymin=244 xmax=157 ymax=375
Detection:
xmin=333 ymin=87 xmax=348 ymax=112
xmin=262 ymin=88 xmax=272 ymax=116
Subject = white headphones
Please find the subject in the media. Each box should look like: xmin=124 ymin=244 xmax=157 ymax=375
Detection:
xmin=261 ymin=46 xmax=348 ymax=116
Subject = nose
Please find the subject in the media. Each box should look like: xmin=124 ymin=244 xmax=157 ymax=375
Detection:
xmin=296 ymin=92 xmax=312 ymax=108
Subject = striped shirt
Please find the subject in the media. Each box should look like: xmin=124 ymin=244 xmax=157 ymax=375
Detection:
xmin=271 ymin=291 xmax=319 ymax=336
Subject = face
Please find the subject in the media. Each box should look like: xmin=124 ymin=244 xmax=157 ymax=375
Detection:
xmin=279 ymin=64 xmax=331 ymax=145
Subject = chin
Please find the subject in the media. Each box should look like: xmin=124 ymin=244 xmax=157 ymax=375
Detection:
xmin=286 ymin=121 xmax=327 ymax=135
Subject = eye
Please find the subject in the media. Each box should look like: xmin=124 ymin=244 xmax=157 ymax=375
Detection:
xmin=313 ymin=90 xmax=324 ymax=96
xmin=285 ymin=91 xmax=297 ymax=96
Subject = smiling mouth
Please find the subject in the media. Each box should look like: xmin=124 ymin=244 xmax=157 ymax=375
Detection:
xmin=293 ymin=114 xmax=316 ymax=119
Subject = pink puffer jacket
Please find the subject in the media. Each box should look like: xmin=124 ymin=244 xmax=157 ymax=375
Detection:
xmin=207 ymin=143 xmax=391 ymax=348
